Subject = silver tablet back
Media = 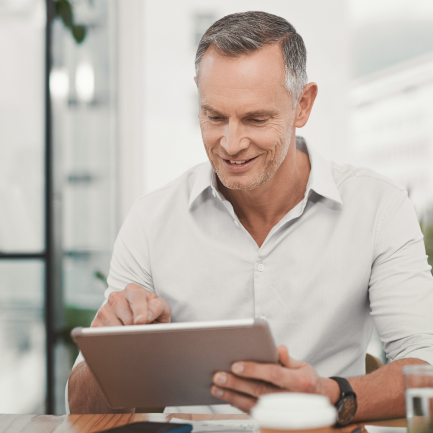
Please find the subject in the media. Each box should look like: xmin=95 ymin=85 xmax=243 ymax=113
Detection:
xmin=72 ymin=319 xmax=278 ymax=409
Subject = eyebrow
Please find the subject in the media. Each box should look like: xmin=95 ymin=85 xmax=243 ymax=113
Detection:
xmin=201 ymin=104 xmax=224 ymax=116
xmin=201 ymin=104 xmax=277 ymax=118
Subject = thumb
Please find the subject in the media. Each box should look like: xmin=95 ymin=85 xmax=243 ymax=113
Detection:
xmin=278 ymin=345 xmax=304 ymax=369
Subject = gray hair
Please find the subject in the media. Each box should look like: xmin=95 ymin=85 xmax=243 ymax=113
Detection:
xmin=195 ymin=11 xmax=308 ymax=106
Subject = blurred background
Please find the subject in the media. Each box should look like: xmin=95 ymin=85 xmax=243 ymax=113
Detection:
xmin=1 ymin=0 xmax=432 ymax=415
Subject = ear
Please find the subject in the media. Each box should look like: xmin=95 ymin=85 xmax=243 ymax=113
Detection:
xmin=194 ymin=76 xmax=198 ymax=87
xmin=294 ymin=83 xmax=318 ymax=128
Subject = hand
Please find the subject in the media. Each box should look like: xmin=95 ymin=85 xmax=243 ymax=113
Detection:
xmin=91 ymin=283 xmax=171 ymax=327
xmin=211 ymin=345 xmax=337 ymax=413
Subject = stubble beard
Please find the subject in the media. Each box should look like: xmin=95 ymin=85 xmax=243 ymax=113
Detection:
xmin=206 ymin=133 xmax=293 ymax=192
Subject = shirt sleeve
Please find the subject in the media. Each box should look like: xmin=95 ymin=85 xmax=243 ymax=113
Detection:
xmin=65 ymin=202 xmax=154 ymax=414
xmin=369 ymin=189 xmax=433 ymax=365
xmin=104 ymin=201 xmax=155 ymax=302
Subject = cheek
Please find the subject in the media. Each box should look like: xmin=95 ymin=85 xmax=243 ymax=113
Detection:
xmin=201 ymin=124 xmax=221 ymax=150
xmin=253 ymin=125 xmax=285 ymax=152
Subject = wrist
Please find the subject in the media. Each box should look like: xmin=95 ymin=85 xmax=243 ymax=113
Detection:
xmin=320 ymin=377 xmax=341 ymax=405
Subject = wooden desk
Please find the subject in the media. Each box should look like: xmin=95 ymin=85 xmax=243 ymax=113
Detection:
xmin=0 ymin=413 xmax=406 ymax=433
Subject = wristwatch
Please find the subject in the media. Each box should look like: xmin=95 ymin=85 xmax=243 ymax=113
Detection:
xmin=329 ymin=376 xmax=358 ymax=426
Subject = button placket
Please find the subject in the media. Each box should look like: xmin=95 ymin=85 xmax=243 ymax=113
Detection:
xmin=254 ymin=256 xmax=266 ymax=319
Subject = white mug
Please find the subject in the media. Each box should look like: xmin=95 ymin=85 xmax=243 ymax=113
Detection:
xmin=251 ymin=393 xmax=337 ymax=433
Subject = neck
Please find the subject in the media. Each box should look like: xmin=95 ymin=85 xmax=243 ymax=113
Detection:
xmin=218 ymin=140 xmax=311 ymax=246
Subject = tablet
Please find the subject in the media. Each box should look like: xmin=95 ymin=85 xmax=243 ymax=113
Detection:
xmin=71 ymin=318 xmax=278 ymax=409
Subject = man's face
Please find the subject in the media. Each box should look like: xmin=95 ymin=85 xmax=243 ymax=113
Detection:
xmin=197 ymin=43 xmax=296 ymax=191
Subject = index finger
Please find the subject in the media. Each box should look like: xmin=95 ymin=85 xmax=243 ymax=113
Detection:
xmin=147 ymin=296 xmax=171 ymax=324
xmin=124 ymin=284 xmax=154 ymax=324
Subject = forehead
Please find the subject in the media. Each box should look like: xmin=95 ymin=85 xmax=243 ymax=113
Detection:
xmin=198 ymin=43 xmax=290 ymax=113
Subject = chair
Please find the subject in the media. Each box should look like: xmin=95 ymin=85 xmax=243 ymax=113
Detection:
xmin=365 ymin=353 xmax=383 ymax=374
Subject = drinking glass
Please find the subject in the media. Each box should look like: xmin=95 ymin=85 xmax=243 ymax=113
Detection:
xmin=404 ymin=365 xmax=433 ymax=433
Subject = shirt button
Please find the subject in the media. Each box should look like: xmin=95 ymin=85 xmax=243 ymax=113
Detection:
xmin=258 ymin=264 xmax=264 ymax=272
xmin=259 ymin=315 xmax=267 ymax=321
xmin=234 ymin=220 xmax=240 ymax=226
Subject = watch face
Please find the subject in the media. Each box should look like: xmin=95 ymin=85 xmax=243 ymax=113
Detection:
xmin=336 ymin=396 xmax=358 ymax=425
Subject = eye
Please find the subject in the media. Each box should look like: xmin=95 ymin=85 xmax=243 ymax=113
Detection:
xmin=250 ymin=118 xmax=268 ymax=124
xmin=208 ymin=115 xmax=224 ymax=122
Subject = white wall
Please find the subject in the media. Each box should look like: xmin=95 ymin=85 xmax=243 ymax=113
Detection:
xmin=140 ymin=0 xmax=350 ymax=194
xmin=350 ymin=54 xmax=433 ymax=215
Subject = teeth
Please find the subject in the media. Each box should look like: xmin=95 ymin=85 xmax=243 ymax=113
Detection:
xmin=230 ymin=160 xmax=247 ymax=165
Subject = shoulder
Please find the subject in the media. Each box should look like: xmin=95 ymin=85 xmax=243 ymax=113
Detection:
xmin=329 ymin=161 xmax=412 ymax=232
xmin=328 ymin=161 xmax=416 ymax=248
xmin=129 ymin=162 xmax=210 ymax=223
xmin=330 ymin=161 xmax=406 ymax=202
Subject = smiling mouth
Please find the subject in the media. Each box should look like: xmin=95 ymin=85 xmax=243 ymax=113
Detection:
xmin=225 ymin=156 xmax=258 ymax=165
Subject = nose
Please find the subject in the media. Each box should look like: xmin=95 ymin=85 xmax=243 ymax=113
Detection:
xmin=220 ymin=120 xmax=249 ymax=156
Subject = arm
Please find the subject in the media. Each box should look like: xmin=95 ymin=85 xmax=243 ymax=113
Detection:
xmin=69 ymin=361 xmax=135 ymax=414
xmin=68 ymin=202 xmax=171 ymax=414
xmin=343 ymin=189 xmax=433 ymax=420
xmin=68 ymin=284 xmax=171 ymax=414
xmin=345 ymin=357 xmax=428 ymax=421
xmin=210 ymin=346 xmax=428 ymax=420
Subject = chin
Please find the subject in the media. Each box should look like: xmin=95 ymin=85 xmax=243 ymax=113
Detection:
xmin=218 ymin=171 xmax=270 ymax=191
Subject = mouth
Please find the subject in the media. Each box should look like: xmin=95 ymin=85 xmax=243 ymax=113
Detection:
xmin=221 ymin=155 xmax=259 ymax=173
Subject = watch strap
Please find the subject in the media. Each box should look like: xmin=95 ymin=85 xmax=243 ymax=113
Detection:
xmin=329 ymin=376 xmax=356 ymax=399
xmin=329 ymin=376 xmax=357 ymax=426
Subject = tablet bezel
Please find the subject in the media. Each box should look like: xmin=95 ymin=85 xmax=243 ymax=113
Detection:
xmin=74 ymin=318 xmax=256 ymax=336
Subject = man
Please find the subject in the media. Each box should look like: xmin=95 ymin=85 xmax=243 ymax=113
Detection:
xmin=68 ymin=11 xmax=433 ymax=421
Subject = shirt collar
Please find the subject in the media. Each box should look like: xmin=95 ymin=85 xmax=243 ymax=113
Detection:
xmin=188 ymin=136 xmax=342 ymax=208
xmin=188 ymin=162 xmax=214 ymax=208
xmin=297 ymin=137 xmax=343 ymax=205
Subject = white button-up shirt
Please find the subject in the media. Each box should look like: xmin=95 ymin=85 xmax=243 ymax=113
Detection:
xmin=68 ymin=138 xmax=433 ymax=414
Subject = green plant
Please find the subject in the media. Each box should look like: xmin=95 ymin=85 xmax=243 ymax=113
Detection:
xmin=94 ymin=270 xmax=107 ymax=285
xmin=61 ymin=305 xmax=98 ymax=361
xmin=60 ymin=270 xmax=107 ymax=363
xmin=54 ymin=0 xmax=87 ymax=44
